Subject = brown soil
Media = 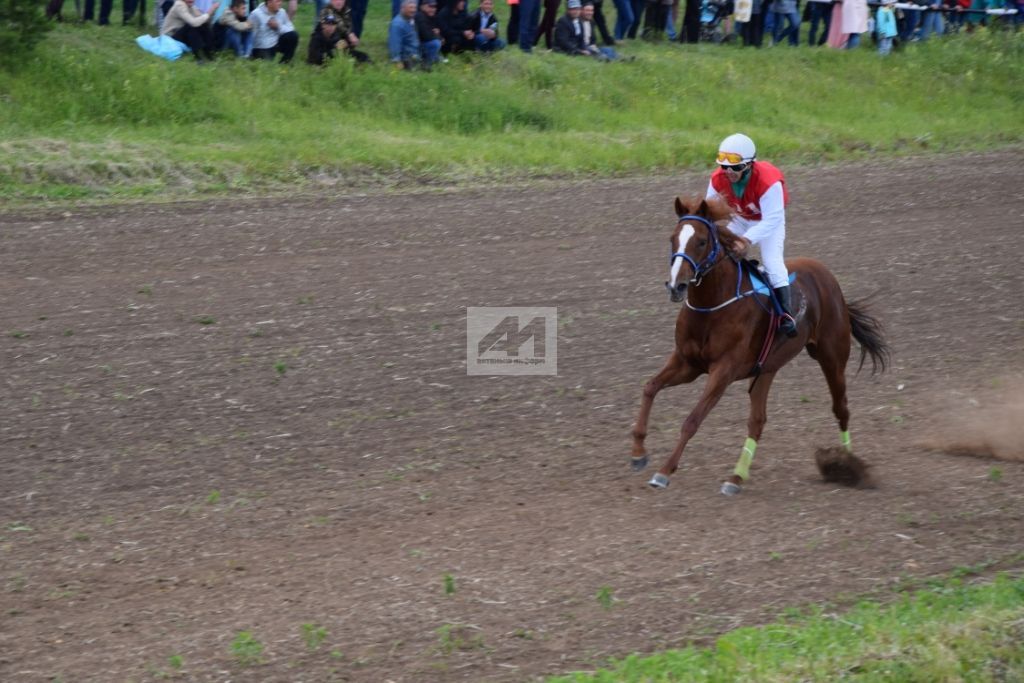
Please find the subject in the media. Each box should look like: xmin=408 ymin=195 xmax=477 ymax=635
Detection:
xmin=2 ymin=151 xmax=1023 ymax=682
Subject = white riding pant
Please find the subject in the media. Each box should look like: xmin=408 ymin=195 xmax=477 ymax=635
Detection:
xmin=729 ymin=216 xmax=789 ymax=289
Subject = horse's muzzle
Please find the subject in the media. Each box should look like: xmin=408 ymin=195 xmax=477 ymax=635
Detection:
xmin=665 ymin=281 xmax=687 ymax=303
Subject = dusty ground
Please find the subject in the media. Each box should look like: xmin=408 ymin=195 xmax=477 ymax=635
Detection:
xmin=1 ymin=151 xmax=1023 ymax=682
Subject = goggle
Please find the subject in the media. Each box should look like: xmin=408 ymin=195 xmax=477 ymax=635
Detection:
xmin=716 ymin=151 xmax=748 ymax=165
xmin=720 ymin=163 xmax=748 ymax=172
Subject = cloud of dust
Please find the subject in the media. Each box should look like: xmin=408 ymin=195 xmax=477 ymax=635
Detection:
xmin=917 ymin=384 xmax=1024 ymax=462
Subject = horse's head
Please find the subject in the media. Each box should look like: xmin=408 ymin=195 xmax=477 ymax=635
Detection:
xmin=665 ymin=196 xmax=732 ymax=302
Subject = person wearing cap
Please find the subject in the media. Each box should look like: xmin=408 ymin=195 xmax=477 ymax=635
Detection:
xmin=705 ymin=133 xmax=798 ymax=337
xmin=553 ymin=0 xmax=588 ymax=53
xmin=320 ymin=0 xmax=372 ymax=62
xmin=307 ymin=11 xmax=343 ymax=64
xmin=875 ymin=0 xmax=898 ymax=54
xmin=388 ymin=0 xmax=421 ymax=67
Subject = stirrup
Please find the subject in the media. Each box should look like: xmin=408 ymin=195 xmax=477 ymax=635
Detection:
xmin=778 ymin=314 xmax=797 ymax=337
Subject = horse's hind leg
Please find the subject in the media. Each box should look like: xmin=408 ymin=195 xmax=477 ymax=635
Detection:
xmin=631 ymin=354 xmax=699 ymax=471
xmin=721 ymin=371 xmax=776 ymax=496
xmin=815 ymin=347 xmax=852 ymax=451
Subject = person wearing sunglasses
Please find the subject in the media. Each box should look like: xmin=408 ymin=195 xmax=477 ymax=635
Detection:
xmin=705 ymin=133 xmax=797 ymax=337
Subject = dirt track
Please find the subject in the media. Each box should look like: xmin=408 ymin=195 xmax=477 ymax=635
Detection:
xmin=2 ymin=151 xmax=1023 ymax=682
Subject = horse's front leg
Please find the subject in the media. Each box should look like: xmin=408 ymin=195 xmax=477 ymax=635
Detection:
xmin=721 ymin=371 xmax=777 ymax=496
xmin=649 ymin=368 xmax=733 ymax=489
xmin=631 ymin=353 xmax=700 ymax=471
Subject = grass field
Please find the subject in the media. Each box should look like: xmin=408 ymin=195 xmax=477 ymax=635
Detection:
xmin=1 ymin=4 xmax=1022 ymax=202
xmin=548 ymin=570 xmax=1024 ymax=682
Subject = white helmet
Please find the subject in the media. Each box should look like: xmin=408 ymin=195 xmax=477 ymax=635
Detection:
xmin=717 ymin=133 xmax=756 ymax=166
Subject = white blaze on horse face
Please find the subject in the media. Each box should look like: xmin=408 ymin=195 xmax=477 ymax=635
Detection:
xmin=670 ymin=224 xmax=695 ymax=287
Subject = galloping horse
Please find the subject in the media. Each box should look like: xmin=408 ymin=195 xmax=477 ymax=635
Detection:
xmin=630 ymin=196 xmax=890 ymax=494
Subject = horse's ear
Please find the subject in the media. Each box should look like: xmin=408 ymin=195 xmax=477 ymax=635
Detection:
xmin=698 ymin=199 xmax=709 ymax=216
xmin=674 ymin=196 xmax=687 ymax=217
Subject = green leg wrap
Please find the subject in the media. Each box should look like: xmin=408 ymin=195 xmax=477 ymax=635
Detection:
xmin=734 ymin=437 xmax=757 ymax=481
xmin=840 ymin=430 xmax=852 ymax=452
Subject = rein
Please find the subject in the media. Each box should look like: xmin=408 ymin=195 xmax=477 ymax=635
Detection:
xmin=671 ymin=214 xmax=769 ymax=314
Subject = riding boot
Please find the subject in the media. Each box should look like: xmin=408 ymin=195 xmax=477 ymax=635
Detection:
xmin=773 ymin=285 xmax=798 ymax=338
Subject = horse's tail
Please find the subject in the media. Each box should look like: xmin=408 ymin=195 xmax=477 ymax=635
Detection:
xmin=847 ymin=299 xmax=891 ymax=375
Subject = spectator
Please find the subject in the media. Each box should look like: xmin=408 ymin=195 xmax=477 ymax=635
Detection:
xmin=161 ymin=0 xmax=220 ymax=62
xmin=553 ymin=0 xmax=587 ymax=53
xmin=388 ymin=0 xmax=421 ymax=67
xmin=440 ymin=0 xmax=476 ymax=52
xmin=740 ymin=0 xmax=767 ymax=45
xmin=642 ymin=0 xmax=671 ymax=38
xmin=307 ymin=12 xmax=342 ymax=63
xmin=770 ymin=0 xmax=800 ymax=45
xmin=875 ymin=0 xmax=897 ymax=52
xmin=84 ymin=0 xmax=114 ymax=24
xmin=537 ymin=0 xmax=564 ymax=47
xmin=468 ymin=0 xmax=508 ymax=50
xmin=349 ymin=0 xmax=369 ymax=37
xmin=899 ymin=0 xmax=922 ymax=40
xmin=581 ymin=1 xmax=623 ymax=55
xmin=917 ymin=0 xmax=945 ymax=39
xmin=507 ymin=0 xmax=521 ymax=43
xmin=678 ymin=0 xmax=700 ymax=41
xmin=612 ymin=0 xmax=635 ymax=39
xmin=519 ymin=0 xmax=541 ymax=51
xmin=590 ymin=0 xmax=616 ymax=43
xmin=320 ymin=0 xmax=372 ymax=61
xmin=806 ymin=0 xmax=831 ymax=45
xmin=627 ymin=0 xmax=645 ymax=37
xmin=415 ymin=0 xmax=444 ymax=65
xmin=826 ymin=0 xmax=867 ymax=47
xmin=218 ymin=0 xmax=254 ymax=57
xmin=250 ymin=0 xmax=299 ymax=62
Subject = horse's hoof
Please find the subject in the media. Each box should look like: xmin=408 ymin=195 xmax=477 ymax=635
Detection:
xmin=720 ymin=481 xmax=742 ymax=496
xmin=631 ymin=456 xmax=648 ymax=472
xmin=648 ymin=473 xmax=670 ymax=489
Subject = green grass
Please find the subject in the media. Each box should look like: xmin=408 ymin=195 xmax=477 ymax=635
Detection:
xmin=1 ymin=8 xmax=1021 ymax=202
xmin=548 ymin=573 xmax=1024 ymax=682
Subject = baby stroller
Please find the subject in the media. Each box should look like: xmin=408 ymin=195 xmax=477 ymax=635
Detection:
xmin=700 ymin=0 xmax=735 ymax=42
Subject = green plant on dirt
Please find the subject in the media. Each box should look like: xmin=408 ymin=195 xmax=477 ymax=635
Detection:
xmin=989 ymin=467 xmax=1003 ymax=482
xmin=443 ymin=573 xmax=456 ymax=596
xmin=205 ymin=490 xmax=221 ymax=504
xmin=595 ymin=586 xmax=615 ymax=610
xmin=230 ymin=631 xmax=264 ymax=666
xmin=274 ymin=360 xmax=288 ymax=376
xmin=9 ymin=331 xmax=28 ymax=339
xmin=435 ymin=624 xmax=486 ymax=656
xmin=167 ymin=654 xmax=184 ymax=669
xmin=301 ymin=622 xmax=328 ymax=650
xmin=548 ymin=573 xmax=1024 ymax=683
xmin=195 ymin=315 xmax=216 ymax=325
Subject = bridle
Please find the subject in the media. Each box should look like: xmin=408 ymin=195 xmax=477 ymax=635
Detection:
xmin=669 ymin=214 xmax=723 ymax=287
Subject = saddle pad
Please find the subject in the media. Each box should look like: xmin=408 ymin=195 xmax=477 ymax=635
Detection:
xmin=749 ymin=269 xmax=796 ymax=295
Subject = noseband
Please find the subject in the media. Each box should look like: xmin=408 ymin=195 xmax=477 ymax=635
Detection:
xmin=669 ymin=214 xmax=722 ymax=285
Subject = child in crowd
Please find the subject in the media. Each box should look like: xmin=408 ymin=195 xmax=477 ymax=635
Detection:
xmin=218 ymin=0 xmax=254 ymax=56
xmin=876 ymin=0 xmax=897 ymax=54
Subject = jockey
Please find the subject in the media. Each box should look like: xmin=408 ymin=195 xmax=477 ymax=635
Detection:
xmin=705 ymin=133 xmax=797 ymax=338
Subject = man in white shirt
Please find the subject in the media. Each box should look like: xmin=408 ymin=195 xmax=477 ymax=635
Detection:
xmin=249 ymin=0 xmax=299 ymax=62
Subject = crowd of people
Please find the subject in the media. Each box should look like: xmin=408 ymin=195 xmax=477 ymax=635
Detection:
xmin=49 ymin=0 xmax=1021 ymax=65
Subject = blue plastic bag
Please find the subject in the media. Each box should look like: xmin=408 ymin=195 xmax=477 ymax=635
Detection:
xmin=136 ymin=34 xmax=192 ymax=61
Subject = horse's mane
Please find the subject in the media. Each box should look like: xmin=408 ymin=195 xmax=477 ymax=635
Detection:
xmin=676 ymin=194 xmax=743 ymax=253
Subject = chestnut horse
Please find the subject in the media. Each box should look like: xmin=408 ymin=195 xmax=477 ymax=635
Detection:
xmin=630 ymin=196 xmax=890 ymax=495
